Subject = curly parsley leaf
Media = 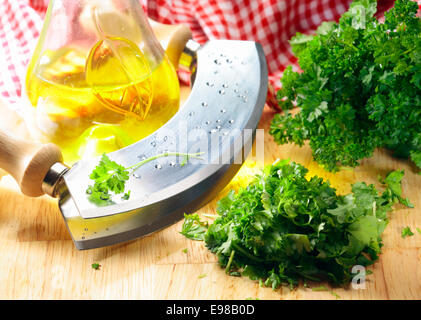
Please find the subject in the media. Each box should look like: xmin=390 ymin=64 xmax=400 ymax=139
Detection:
xmin=401 ymin=226 xmax=415 ymax=238
xmin=87 ymin=154 xmax=130 ymax=204
xmin=92 ymin=263 xmax=101 ymax=270
xmin=380 ymin=170 xmax=414 ymax=207
xmin=180 ymin=213 xmax=209 ymax=241
xmin=270 ymin=0 xmax=421 ymax=172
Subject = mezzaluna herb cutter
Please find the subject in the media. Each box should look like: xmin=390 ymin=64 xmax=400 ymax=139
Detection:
xmin=0 ymin=34 xmax=268 ymax=250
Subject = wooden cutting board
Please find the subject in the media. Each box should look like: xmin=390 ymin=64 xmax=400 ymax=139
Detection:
xmin=0 ymin=89 xmax=420 ymax=300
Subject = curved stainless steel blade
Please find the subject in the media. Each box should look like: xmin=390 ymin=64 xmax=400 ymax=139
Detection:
xmin=59 ymin=40 xmax=268 ymax=249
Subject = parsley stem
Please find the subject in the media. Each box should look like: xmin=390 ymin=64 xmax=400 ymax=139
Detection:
xmin=202 ymin=214 xmax=219 ymax=219
xmin=127 ymin=152 xmax=205 ymax=172
xmin=311 ymin=285 xmax=328 ymax=292
xmin=231 ymin=243 xmax=264 ymax=263
xmin=225 ymin=250 xmax=235 ymax=274
xmin=311 ymin=286 xmax=341 ymax=299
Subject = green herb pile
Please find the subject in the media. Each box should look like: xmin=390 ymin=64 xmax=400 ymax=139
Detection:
xmin=270 ymin=0 xmax=421 ymax=172
xmin=181 ymin=160 xmax=412 ymax=288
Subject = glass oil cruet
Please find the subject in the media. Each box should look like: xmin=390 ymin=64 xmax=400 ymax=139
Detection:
xmin=24 ymin=0 xmax=181 ymax=164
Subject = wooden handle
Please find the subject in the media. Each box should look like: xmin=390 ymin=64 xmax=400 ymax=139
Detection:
xmin=0 ymin=131 xmax=63 ymax=197
xmin=149 ymin=20 xmax=193 ymax=68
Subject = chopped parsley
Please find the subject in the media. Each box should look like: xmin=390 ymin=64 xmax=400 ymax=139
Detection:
xmin=179 ymin=213 xmax=209 ymax=241
xmin=181 ymin=160 xmax=412 ymax=288
xmin=92 ymin=263 xmax=101 ymax=270
xmin=401 ymin=226 xmax=415 ymax=238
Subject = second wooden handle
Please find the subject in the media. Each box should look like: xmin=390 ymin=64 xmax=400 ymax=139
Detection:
xmin=149 ymin=20 xmax=193 ymax=68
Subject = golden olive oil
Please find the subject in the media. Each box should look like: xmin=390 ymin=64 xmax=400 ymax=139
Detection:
xmin=25 ymin=37 xmax=180 ymax=164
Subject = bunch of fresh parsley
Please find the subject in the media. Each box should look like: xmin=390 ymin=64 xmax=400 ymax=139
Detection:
xmin=181 ymin=160 xmax=412 ymax=288
xmin=270 ymin=0 xmax=421 ymax=172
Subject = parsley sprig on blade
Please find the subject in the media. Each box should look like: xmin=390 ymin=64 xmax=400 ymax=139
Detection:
xmin=86 ymin=152 xmax=204 ymax=205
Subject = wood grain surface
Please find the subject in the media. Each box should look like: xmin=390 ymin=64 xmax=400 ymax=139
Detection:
xmin=0 ymin=91 xmax=420 ymax=300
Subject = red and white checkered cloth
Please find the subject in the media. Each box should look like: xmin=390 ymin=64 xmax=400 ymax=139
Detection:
xmin=1 ymin=0 xmax=419 ymax=110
